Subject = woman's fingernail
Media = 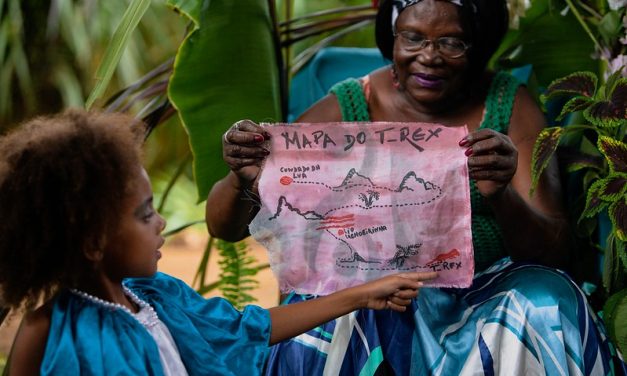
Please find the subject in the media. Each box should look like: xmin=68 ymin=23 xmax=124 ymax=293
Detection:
xmin=262 ymin=148 xmax=270 ymax=155
xmin=254 ymin=135 xmax=264 ymax=143
xmin=465 ymin=147 xmax=473 ymax=156
xmin=459 ymin=138 xmax=468 ymax=146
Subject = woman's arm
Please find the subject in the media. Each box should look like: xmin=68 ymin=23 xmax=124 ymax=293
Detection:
xmin=268 ymin=272 xmax=437 ymax=345
xmin=6 ymin=305 xmax=51 ymax=375
xmin=464 ymin=86 xmax=571 ymax=267
xmin=205 ymin=120 xmax=270 ymax=241
xmin=205 ymin=96 xmax=343 ymax=241
xmin=205 ymin=171 xmax=261 ymax=241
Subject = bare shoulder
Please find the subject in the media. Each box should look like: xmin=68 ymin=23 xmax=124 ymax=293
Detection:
xmin=7 ymin=303 xmax=52 ymax=375
xmin=296 ymin=94 xmax=343 ymax=123
xmin=509 ymin=84 xmax=547 ymax=144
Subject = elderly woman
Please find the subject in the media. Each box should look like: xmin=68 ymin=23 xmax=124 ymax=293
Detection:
xmin=206 ymin=0 xmax=623 ymax=374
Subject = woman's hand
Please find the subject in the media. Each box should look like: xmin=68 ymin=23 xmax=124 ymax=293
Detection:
xmin=222 ymin=119 xmax=271 ymax=186
xmin=357 ymin=272 xmax=438 ymax=312
xmin=461 ymin=129 xmax=518 ymax=198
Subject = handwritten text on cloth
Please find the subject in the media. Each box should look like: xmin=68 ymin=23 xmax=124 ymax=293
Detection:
xmin=249 ymin=122 xmax=474 ymax=295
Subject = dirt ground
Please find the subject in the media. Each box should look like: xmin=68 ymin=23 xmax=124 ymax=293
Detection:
xmin=0 ymin=230 xmax=278 ymax=358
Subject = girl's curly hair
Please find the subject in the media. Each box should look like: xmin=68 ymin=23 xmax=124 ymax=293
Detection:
xmin=0 ymin=109 xmax=145 ymax=309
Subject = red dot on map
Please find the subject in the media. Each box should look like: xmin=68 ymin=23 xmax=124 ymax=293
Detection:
xmin=280 ymin=176 xmax=293 ymax=185
xmin=338 ymin=229 xmax=344 ymax=236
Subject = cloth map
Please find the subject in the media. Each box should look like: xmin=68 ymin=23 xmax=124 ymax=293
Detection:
xmin=249 ymin=122 xmax=474 ymax=295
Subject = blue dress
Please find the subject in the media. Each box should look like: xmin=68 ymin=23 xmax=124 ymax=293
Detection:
xmin=264 ymin=74 xmax=627 ymax=375
xmin=41 ymin=272 xmax=271 ymax=375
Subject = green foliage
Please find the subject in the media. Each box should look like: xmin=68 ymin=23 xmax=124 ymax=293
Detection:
xmin=86 ymin=0 xmax=152 ymax=108
xmin=0 ymin=0 xmax=185 ymax=125
xmin=216 ymin=240 xmax=267 ymax=310
xmin=603 ymin=287 xmax=627 ymax=358
xmin=167 ymin=0 xmax=282 ymax=202
xmin=492 ymin=0 xmax=597 ymax=87
xmin=278 ymin=1 xmax=377 ymax=75
xmin=530 ymin=127 xmax=563 ymax=196
xmin=531 ymin=69 xmax=626 ymax=304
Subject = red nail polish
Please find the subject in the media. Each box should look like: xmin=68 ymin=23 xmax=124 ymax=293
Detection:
xmin=254 ymin=135 xmax=264 ymax=143
xmin=459 ymin=138 xmax=468 ymax=146
xmin=464 ymin=148 xmax=473 ymax=156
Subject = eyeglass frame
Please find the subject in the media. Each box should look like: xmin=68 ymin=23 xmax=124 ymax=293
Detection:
xmin=393 ymin=30 xmax=471 ymax=59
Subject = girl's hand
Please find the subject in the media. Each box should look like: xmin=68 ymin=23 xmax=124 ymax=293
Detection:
xmin=357 ymin=272 xmax=438 ymax=312
xmin=222 ymin=119 xmax=271 ymax=185
xmin=461 ymin=129 xmax=518 ymax=198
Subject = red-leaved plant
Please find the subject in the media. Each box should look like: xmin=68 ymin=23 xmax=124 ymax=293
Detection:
xmin=530 ymin=69 xmax=626 ymax=353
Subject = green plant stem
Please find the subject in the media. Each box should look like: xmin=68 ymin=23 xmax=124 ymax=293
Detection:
xmin=162 ymin=219 xmax=205 ymax=237
xmin=577 ymin=1 xmax=602 ymax=20
xmin=282 ymin=14 xmax=375 ymax=39
xmin=157 ymin=152 xmax=191 ymax=213
xmin=563 ymin=0 xmax=602 ymax=51
xmin=290 ymin=19 xmax=373 ymax=74
xmin=193 ymin=236 xmax=215 ymax=290
xmin=280 ymin=5 xmax=372 ymax=27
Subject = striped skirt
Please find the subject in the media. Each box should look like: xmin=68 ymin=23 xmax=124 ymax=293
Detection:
xmin=265 ymin=258 xmax=626 ymax=375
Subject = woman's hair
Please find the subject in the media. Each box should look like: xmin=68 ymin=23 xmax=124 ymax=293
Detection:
xmin=0 ymin=109 xmax=145 ymax=309
xmin=375 ymin=0 xmax=509 ymax=80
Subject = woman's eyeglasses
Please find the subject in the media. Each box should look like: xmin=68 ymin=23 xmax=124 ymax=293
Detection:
xmin=394 ymin=31 xmax=470 ymax=59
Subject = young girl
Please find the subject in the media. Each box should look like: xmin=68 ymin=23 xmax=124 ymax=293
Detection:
xmin=0 ymin=110 xmax=436 ymax=375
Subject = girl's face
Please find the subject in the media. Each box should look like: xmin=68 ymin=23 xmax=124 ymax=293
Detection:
xmin=393 ymin=0 xmax=469 ymax=106
xmin=101 ymin=168 xmax=166 ymax=280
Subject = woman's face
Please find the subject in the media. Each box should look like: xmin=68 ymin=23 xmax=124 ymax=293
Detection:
xmin=393 ymin=0 xmax=469 ymax=106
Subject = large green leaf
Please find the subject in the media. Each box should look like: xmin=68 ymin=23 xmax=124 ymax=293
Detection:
xmin=167 ymin=0 xmax=282 ymax=201
xmin=604 ymin=287 xmax=627 ymax=356
xmin=494 ymin=0 xmax=597 ymax=87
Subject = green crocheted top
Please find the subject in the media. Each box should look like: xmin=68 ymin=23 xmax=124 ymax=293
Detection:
xmin=330 ymin=71 xmax=521 ymax=272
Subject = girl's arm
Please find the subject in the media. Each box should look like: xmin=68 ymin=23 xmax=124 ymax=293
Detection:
xmin=268 ymin=271 xmax=437 ymax=345
xmin=6 ymin=304 xmax=51 ymax=375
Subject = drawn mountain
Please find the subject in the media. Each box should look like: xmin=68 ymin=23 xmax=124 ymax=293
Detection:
xmin=396 ymin=171 xmax=437 ymax=192
xmin=269 ymin=196 xmax=325 ymax=221
xmin=332 ymin=168 xmax=377 ymax=191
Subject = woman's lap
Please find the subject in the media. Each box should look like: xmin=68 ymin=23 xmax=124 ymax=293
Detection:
xmin=265 ymin=258 xmax=626 ymax=375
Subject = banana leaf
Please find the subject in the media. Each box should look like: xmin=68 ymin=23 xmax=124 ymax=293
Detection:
xmin=167 ymin=0 xmax=282 ymax=201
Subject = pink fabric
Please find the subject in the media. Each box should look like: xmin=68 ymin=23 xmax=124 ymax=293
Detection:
xmin=249 ymin=122 xmax=474 ymax=295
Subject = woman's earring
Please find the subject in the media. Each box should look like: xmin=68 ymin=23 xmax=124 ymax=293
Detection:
xmin=391 ymin=66 xmax=400 ymax=89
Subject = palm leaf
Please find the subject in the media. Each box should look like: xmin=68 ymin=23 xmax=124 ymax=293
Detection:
xmin=85 ymin=0 xmax=151 ymax=108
